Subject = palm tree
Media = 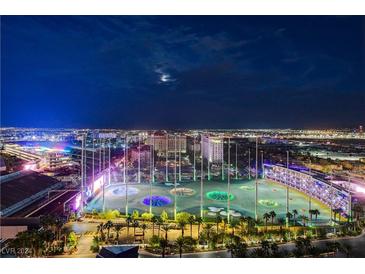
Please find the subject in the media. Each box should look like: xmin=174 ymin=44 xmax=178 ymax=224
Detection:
xmin=12 ymin=231 xmax=32 ymax=257
xmin=42 ymin=229 xmax=55 ymax=256
xmin=246 ymin=216 xmax=255 ymax=234
xmin=223 ymin=218 xmax=228 ymax=234
xmin=96 ymin=223 xmax=104 ymax=239
xmin=133 ymin=220 xmax=139 ymax=236
xmin=176 ymin=236 xmax=185 ymax=258
xmin=54 ymin=217 xmax=65 ymax=241
xmin=141 ymin=223 xmax=148 ymax=244
xmin=309 ymin=209 xmax=314 ymax=224
xmin=162 ymin=224 xmax=170 ymax=241
xmin=151 ymin=216 xmax=158 ymax=236
xmin=188 ymin=215 xmax=195 ymax=238
xmin=104 ymin=220 xmax=113 ymax=241
xmin=312 ymin=209 xmax=320 ymax=220
xmin=195 ymin=217 xmax=203 ymax=238
xmin=269 ymin=211 xmax=276 ymax=228
xmin=90 ymin=236 xmax=100 ymax=253
xmin=292 ymin=209 xmax=298 ymax=225
xmin=259 ymin=240 xmax=271 ymax=257
xmin=263 ymin=213 xmax=270 ymax=231
xmin=132 ymin=209 xmax=139 ymax=220
xmin=40 ymin=215 xmax=55 ymax=231
xmin=353 ymin=203 xmax=363 ymax=227
xmin=126 ymin=216 xmax=132 ymax=236
xmin=274 ymin=218 xmax=284 ymax=237
xmin=230 ymin=219 xmax=239 ymax=236
xmin=299 ymin=215 xmax=309 ymax=227
xmin=156 ymin=216 xmax=163 ymax=237
xmin=333 ymin=208 xmax=342 ymax=223
xmin=215 ymin=215 xmax=222 ymax=234
xmin=332 ymin=209 xmax=337 ymax=223
xmin=114 ymin=223 xmax=123 ymax=243
xmin=176 ymin=212 xmax=190 ymax=237
xmin=159 ymin=238 xmax=168 ymax=258
xmin=203 ymin=223 xmax=214 ymax=241
xmin=286 ymin=212 xmax=293 ymax=226
xmin=66 ymin=231 xmax=78 ymax=255
xmin=177 ymin=219 xmax=188 ymax=237
xmin=239 ymin=216 xmax=247 ymax=234
xmin=227 ymin=241 xmax=248 ymax=258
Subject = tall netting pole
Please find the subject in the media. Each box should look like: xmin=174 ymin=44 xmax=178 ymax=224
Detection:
xmin=227 ymin=138 xmax=231 ymax=223
xmin=248 ymin=148 xmax=251 ymax=180
xmin=165 ymin=134 xmax=168 ymax=182
xmin=286 ymin=151 xmax=290 ymax=227
xmin=255 ymin=137 xmax=258 ymax=221
xmin=193 ymin=136 xmax=196 ymax=181
xmin=174 ymin=135 xmax=177 ymax=220
xmin=200 ymin=134 xmax=204 ymax=218
xmin=125 ymin=135 xmax=129 ymax=216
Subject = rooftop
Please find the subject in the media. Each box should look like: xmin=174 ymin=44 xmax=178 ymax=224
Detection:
xmin=0 ymin=171 xmax=63 ymax=216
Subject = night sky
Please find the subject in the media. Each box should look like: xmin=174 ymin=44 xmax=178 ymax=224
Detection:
xmin=1 ymin=16 xmax=364 ymax=129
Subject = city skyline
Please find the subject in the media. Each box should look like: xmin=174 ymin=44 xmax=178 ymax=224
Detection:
xmin=2 ymin=0 xmax=365 ymax=266
xmin=1 ymin=16 xmax=365 ymax=129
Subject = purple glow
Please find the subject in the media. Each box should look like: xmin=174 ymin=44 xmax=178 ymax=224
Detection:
xmin=93 ymin=176 xmax=104 ymax=193
xmin=74 ymin=193 xmax=81 ymax=210
xmin=23 ymin=163 xmax=37 ymax=171
xmin=142 ymin=196 xmax=172 ymax=207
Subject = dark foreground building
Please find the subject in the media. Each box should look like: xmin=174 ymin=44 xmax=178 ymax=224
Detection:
xmin=0 ymin=170 xmax=63 ymax=217
xmin=97 ymin=245 xmax=139 ymax=258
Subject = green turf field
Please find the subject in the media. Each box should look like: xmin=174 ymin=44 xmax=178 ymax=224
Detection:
xmin=86 ymin=179 xmax=331 ymax=224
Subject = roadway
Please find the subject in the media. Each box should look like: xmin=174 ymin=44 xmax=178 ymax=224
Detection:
xmin=139 ymin=230 xmax=365 ymax=258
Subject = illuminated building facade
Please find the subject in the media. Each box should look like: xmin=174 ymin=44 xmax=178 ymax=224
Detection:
xmin=3 ymin=144 xmax=42 ymax=162
xmin=43 ymin=152 xmax=71 ymax=170
xmin=264 ymin=164 xmax=351 ymax=217
xmin=147 ymin=133 xmax=186 ymax=156
xmin=202 ymin=135 xmax=223 ymax=163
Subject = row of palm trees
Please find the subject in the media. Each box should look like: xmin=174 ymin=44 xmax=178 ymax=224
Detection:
xmin=97 ymin=219 xmax=147 ymax=243
xmin=9 ymin=215 xmax=69 ymax=257
xmin=227 ymin=236 xmax=351 ymax=258
xmin=97 ymin=208 xmax=324 ymax=245
xmin=285 ymin=208 xmax=320 ymax=226
xmin=259 ymin=208 xmax=322 ymax=231
xmin=93 ymin=205 xmax=362 ymax=257
xmin=95 ymin=206 xmax=326 ymax=243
